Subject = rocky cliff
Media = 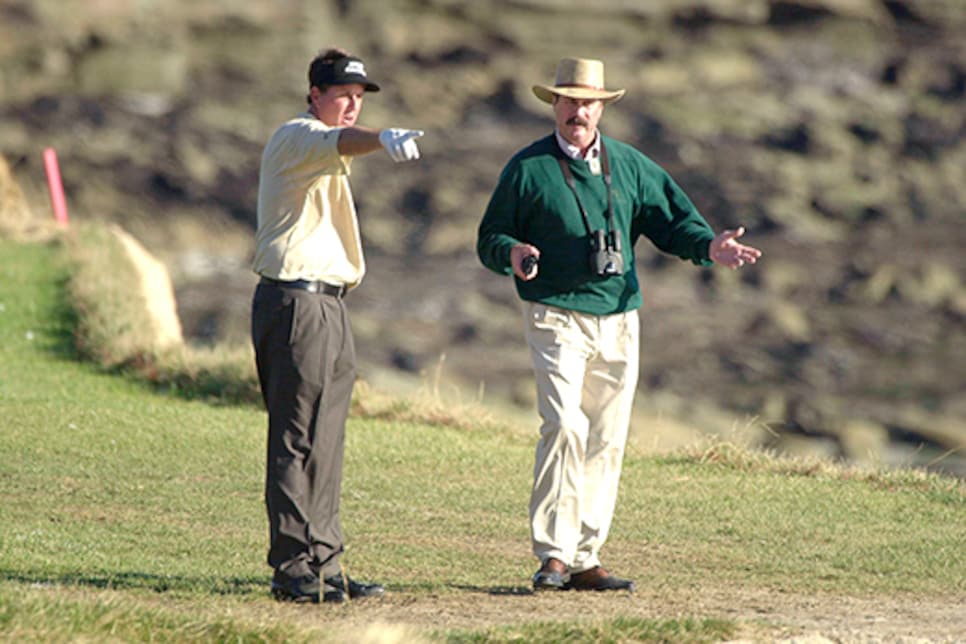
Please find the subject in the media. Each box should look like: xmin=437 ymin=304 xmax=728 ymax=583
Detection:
xmin=1 ymin=0 xmax=963 ymax=473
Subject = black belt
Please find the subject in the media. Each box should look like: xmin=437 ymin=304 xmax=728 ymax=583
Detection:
xmin=259 ymin=276 xmax=347 ymax=297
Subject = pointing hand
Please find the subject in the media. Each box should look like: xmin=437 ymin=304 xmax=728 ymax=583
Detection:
xmin=379 ymin=128 xmax=424 ymax=162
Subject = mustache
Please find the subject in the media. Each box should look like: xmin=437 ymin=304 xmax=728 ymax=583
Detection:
xmin=566 ymin=117 xmax=589 ymax=126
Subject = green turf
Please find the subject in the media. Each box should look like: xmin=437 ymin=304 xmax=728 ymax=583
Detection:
xmin=0 ymin=238 xmax=962 ymax=641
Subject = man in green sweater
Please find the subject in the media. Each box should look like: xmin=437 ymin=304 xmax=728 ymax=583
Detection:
xmin=477 ymin=57 xmax=761 ymax=593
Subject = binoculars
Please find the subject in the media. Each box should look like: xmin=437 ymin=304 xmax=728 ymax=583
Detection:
xmin=589 ymin=229 xmax=623 ymax=277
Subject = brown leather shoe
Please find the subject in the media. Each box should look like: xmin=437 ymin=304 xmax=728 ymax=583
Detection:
xmin=565 ymin=566 xmax=636 ymax=592
xmin=532 ymin=557 xmax=568 ymax=591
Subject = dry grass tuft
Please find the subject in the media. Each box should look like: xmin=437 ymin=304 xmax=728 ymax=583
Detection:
xmin=351 ymin=622 xmax=430 ymax=644
xmin=350 ymin=376 xmax=511 ymax=434
xmin=0 ymin=155 xmax=57 ymax=241
xmin=62 ymin=222 xmax=168 ymax=367
xmin=109 ymin=224 xmax=183 ymax=349
xmin=56 ymin=218 xmax=519 ymax=427
xmin=60 ymin=220 xmax=263 ymax=402
xmin=670 ymin=437 xmax=965 ymax=494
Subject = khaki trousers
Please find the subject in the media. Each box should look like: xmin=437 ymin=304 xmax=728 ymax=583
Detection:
xmin=524 ymin=302 xmax=639 ymax=573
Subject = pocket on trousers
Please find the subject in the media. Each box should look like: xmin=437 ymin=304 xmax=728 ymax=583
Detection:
xmin=529 ymin=304 xmax=571 ymax=333
xmin=287 ymin=296 xmax=300 ymax=346
xmin=252 ymin=286 xmax=293 ymax=348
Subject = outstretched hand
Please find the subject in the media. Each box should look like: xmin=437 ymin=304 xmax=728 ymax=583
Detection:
xmin=379 ymin=128 xmax=424 ymax=162
xmin=709 ymin=227 xmax=762 ymax=269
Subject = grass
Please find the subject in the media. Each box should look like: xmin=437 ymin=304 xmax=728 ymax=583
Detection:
xmin=620 ymin=449 xmax=964 ymax=595
xmin=0 ymin=584 xmax=313 ymax=643
xmin=58 ymin=222 xmax=263 ymax=404
xmin=445 ymin=617 xmax=735 ymax=643
xmin=0 ymin=236 xmax=964 ymax=641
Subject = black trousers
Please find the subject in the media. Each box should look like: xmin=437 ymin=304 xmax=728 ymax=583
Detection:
xmin=251 ymin=282 xmax=356 ymax=577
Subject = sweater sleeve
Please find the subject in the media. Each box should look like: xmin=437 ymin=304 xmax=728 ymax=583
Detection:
xmin=633 ymin=166 xmax=714 ymax=266
xmin=477 ymin=161 xmax=524 ymax=276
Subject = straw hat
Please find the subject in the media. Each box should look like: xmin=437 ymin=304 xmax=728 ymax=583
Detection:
xmin=532 ymin=57 xmax=625 ymax=104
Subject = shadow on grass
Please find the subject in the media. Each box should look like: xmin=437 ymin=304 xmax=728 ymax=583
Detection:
xmin=42 ymin=273 xmax=82 ymax=362
xmin=0 ymin=568 xmax=267 ymax=596
xmin=451 ymin=584 xmax=534 ymax=596
xmin=129 ymin=367 xmax=263 ymax=408
xmin=449 ymin=583 xmax=642 ymax=597
xmin=486 ymin=586 xmax=535 ymax=596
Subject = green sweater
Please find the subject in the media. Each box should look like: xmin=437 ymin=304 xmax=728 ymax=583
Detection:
xmin=477 ymin=133 xmax=715 ymax=315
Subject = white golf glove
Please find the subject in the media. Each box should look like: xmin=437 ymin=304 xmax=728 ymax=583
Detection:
xmin=379 ymin=128 xmax=424 ymax=162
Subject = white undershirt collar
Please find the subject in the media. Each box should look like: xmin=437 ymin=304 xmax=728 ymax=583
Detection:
xmin=555 ymin=129 xmax=600 ymax=160
xmin=555 ymin=129 xmax=602 ymax=174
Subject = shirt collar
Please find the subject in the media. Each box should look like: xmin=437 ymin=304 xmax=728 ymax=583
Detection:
xmin=555 ymin=129 xmax=601 ymax=161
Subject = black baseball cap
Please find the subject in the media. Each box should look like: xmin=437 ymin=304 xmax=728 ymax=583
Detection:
xmin=309 ymin=56 xmax=380 ymax=92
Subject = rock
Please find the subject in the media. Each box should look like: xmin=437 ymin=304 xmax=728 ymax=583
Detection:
xmin=76 ymin=41 xmax=189 ymax=99
xmin=860 ymin=264 xmax=899 ymax=303
xmin=897 ymin=263 xmax=961 ymax=307
xmin=837 ymin=419 xmax=890 ymax=464
xmin=761 ymin=123 xmax=812 ymax=154
xmin=943 ymin=291 xmax=966 ymax=322
xmin=769 ymin=433 xmax=841 ymax=461
xmin=890 ymin=407 xmax=966 ymax=454
xmin=747 ymin=302 xmax=812 ymax=344
xmin=510 ymin=377 xmax=536 ymax=409
xmin=902 ymin=112 xmax=957 ymax=160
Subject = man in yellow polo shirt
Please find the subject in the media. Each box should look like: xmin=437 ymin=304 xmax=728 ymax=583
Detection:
xmin=251 ymin=47 xmax=423 ymax=603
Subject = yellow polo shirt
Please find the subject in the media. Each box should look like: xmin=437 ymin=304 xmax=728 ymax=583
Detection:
xmin=252 ymin=112 xmax=365 ymax=288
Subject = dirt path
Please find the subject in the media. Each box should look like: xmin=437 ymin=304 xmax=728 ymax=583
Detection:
xmin=263 ymin=584 xmax=965 ymax=642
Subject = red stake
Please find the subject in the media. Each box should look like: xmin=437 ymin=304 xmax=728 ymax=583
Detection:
xmin=43 ymin=147 xmax=69 ymax=227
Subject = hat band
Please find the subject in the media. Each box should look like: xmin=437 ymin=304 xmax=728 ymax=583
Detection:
xmin=555 ymin=83 xmax=605 ymax=91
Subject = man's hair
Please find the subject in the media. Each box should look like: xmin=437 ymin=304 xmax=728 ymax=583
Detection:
xmin=306 ymin=47 xmax=354 ymax=104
